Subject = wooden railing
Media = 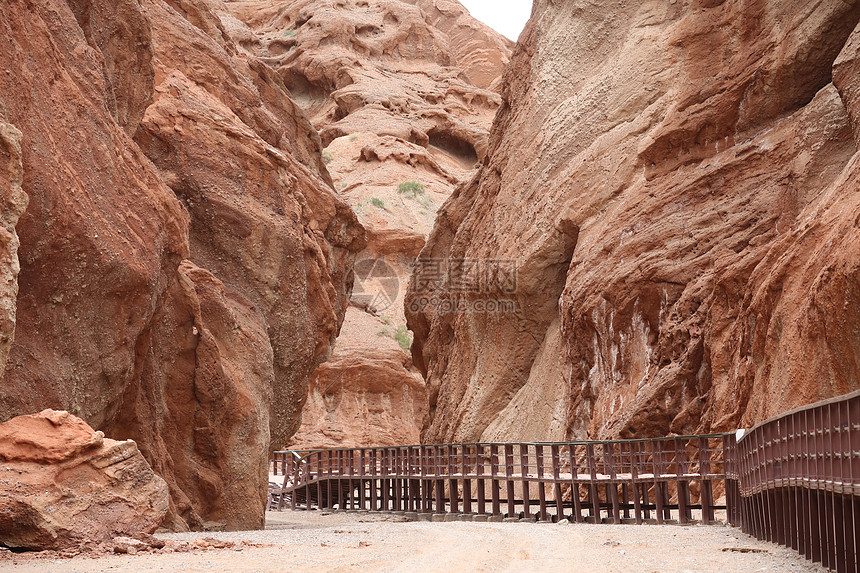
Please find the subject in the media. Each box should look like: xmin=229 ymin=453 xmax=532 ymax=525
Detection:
xmin=726 ymin=391 xmax=860 ymax=573
xmin=271 ymin=435 xmax=729 ymax=524
xmin=271 ymin=392 xmax=860 ymax=571
xmin=270 ymin=450 xmax=305 ymax=477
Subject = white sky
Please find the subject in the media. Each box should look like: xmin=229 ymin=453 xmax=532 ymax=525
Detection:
xmin=459 ymin=0 xmax=533 ymax=41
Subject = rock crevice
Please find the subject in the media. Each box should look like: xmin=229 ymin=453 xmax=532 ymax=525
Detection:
xmin=226 ymin=0 xmax=510 ymax=450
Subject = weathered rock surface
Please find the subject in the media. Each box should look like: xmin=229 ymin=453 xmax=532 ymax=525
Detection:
xmin=0 ymin=410 xmax=169 ymax=550
xmin=407 ymin=0 xmax=860 ymax=443
xmin=0 ymin=109 xmax=27 ymax=380
xmin=0 ymin=0 xmax=363 ymax=529
xmin=227 ymin=0 xmax=509 ymax=449
xmin=289 ymin=307 xmax=427 ymax=448
xmin=406 ymin=0 xmax=513 ymax=91
xmin=226 ymin=0 xmax=509 ymax=148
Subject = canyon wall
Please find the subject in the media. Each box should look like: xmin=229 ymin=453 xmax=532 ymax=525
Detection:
xmin=407 ymin=0 xmax=860 ymax=443
xmin=226 ymin=0 xmax=510 ymax=449
xmin=0 ymin=0 xmax=364 ymax=529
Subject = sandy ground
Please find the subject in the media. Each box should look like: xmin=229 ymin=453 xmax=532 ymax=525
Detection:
xmin=1 ymin=511 xmax=826 ymax=572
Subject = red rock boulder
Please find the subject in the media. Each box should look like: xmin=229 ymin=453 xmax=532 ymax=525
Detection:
xmin=0 ymin=410 xmax=169 ymax=551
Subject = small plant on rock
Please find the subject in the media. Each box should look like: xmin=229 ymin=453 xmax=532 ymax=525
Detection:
xmin=282 ymin=29 xmax=297 ymax=37
xmin=322 ymin=150 xmax=333 ymax=164
xmin=397 ymin=181 xmax=425 ymax=198
xmin=377 ymin=323 xmax=413 ymax=351
xmin=370 ymin=197 xmax=385 ymax=209
xmin=417 ymin=194 xmax=434 ymax=209
xmin=393 ymin=325 xmax=413 ymax=351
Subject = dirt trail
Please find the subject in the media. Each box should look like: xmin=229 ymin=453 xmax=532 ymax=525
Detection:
xmin=1 ymin=511 xmax=826 ymax=572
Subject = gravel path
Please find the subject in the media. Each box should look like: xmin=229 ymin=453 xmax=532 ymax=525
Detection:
xmin=2 ymin=511 xmax=827 ymax=572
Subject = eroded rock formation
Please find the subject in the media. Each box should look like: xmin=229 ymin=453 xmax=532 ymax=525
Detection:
xmin=407 ymin=0 xmax=860 ymax=443
xmin=292 ymin=310 xmax=427 ymax=448
xmin=0 ymin=410 xmax=169 ymax=550
xmin=226 ymin=0 xmax=511 ymax=449
xmin=0 ymin=0 xmax=363 ymax=529
xmin=0 ymin=109 xmax=27 ymax=379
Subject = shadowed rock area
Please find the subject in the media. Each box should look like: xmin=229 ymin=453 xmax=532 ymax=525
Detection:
xmin=407 ymin=0 xmax=860 ymax=443
xmin=0 ymin=0 xmax=364 ymax=530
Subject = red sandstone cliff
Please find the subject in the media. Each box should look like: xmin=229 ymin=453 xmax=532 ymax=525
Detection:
xmin=407 ymin=0 xmax=860 ymax=443
xmin=0 ymin=0 xmax=364 ymax=530
xmin=226 ymin=0 xmax=510 ymax=449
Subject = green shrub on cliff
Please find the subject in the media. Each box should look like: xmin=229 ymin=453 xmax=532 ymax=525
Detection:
xmin=393 ymin=325 xmax=413 ymax=351
xmin=377 ymin=324 xmax=413 ymax=351
xmin=397 ymin=181 xmax=425 ymax=198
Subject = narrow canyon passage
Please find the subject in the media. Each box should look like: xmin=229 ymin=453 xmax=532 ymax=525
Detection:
xmin=225 ymin=0 xmax=513 ymax=451
xmin=2 ymin=0 xmax=860 ymax=568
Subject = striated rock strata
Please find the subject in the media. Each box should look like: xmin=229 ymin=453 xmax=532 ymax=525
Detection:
xmin=226 ymin=0 xmax=510 ymax=449
xmin=0 ymin=0 xmax=363 ymax=529
xmin=0 ymin=410 xmax=169 ymax=550
xmin=407 ymin=0 xmax=860 ymax=443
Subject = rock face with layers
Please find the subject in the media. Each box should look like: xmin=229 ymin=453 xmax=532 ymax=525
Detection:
xmin=0 ymin=410 xmax=169 ymax=550
xmin=407 ymin=0 xmax=860 ymax=443
xmin=0 ymin=0 xmax=363 ymax=530
xmin=226 ymin=0 xmax=510 ymax=147
xmin=226 ymin=0 xmax=510 ymax=449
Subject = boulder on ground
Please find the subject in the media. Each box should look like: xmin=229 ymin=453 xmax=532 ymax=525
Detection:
xmin=0 ymin=409 xmax=169 ymax=550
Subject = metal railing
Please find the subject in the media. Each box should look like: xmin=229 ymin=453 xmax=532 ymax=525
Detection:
xmin=726 ymin=391 xmax=860 ymax=573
